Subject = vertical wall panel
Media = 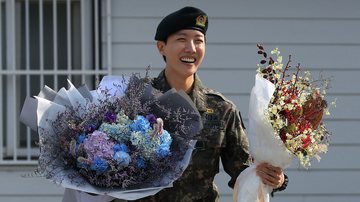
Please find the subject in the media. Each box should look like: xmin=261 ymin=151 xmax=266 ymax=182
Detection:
xmin=106 ymin=1 xmax=360 ymax=201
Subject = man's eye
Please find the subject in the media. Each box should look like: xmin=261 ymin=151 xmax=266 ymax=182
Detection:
xmin=177 ymin=38 xmax=186 ymax=41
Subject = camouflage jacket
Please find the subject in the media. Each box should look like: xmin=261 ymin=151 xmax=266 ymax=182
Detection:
xmin=116 ymin=71 xmax=251 ymax=202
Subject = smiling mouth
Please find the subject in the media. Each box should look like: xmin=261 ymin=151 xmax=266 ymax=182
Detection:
xmin=180 ymin=57 xmax=196 ymax=63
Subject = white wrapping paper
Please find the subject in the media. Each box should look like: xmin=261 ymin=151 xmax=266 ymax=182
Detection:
xmin=233 ymin=74 xmax=292 ymax=202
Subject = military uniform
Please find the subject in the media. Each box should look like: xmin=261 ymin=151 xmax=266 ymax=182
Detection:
xmin=114 ymin=71 xmax=251 ymax=202
xmin=115 ymin=6 xmax=251 ymax=202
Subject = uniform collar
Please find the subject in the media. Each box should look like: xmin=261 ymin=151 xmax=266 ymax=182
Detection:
xmin=153 ymin=70 xmax=207 ymax=112
xmin=190 ymin=73 xmax=207 ymax=112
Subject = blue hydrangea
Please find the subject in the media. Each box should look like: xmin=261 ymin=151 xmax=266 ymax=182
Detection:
xmin=154 ymin=130 xmax=172 ymax=158
xmin=156 ymin=144 xmax=171 ymax=158
xmin=130 ymin=131 xmax=146 ymax=146
xmin=76 ymin=133 xmax=86 ymax=145
xmin=130 ymin=116 xmax=150 ymax=132
xmin=116 ymin=111 xmax=131 ymax=125
xmin=113 ymin=143 xmax=128 ymax=153
xmin=113 ymin=151 xmax=131 ymax=168
xmin=99 ymin=123 xmax=130 ymax=142
xmin=160 ymin=130 xmax=172 ymax=145
xmin=136 ymin=156 xmax=145 ymax=169
xmin=90 ymin=157 xmax=108 ymax=174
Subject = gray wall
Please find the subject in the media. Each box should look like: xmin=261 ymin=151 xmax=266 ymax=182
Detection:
xmin=1 ymin=1 xmax=359 ymax=202
xmin=105 ymin=0 xmax=360 ymax=202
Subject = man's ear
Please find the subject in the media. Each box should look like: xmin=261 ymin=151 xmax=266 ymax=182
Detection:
xmin=157 ymin=41 xmax=166 ymax=55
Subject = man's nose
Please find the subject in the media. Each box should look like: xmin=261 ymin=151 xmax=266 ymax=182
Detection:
xmin=184 ymin=40 xmax=196 ymax=53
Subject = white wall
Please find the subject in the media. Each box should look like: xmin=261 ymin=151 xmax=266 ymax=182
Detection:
xmin=0 ymin=167 xmax=64 ymax=202
xmin=105 ymin=0 xmax=360 ymax=202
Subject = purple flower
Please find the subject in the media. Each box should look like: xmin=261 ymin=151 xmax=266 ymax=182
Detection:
xmin=146 ymin=114 xmax=157 ymax=124
xmin=104 ymin=111 xmax=117 ymax=123
xmin=84 ymin=124 xmax=97 ymax=133
xmin=83 ymin=130 xmax=115 ymax=161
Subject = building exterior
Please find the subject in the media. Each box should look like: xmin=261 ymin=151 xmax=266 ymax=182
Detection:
xmin=1 ymin=0 xmax=359 ymax=201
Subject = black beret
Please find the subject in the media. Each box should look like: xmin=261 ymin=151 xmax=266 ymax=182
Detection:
xmin=155 ymin=6 xmax=208 ymax=41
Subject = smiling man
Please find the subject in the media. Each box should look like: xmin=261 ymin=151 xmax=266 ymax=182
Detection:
xmin=157 ymin=29 xmax=205 ymax=93
xmin=122 ymin=6 xmax=287 ymax=202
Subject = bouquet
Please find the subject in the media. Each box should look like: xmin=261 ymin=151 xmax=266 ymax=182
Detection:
xmin=20 ymin=73 xmax=202 ymax=200
xmin=233 ymin=45 xmax=333 ymax=202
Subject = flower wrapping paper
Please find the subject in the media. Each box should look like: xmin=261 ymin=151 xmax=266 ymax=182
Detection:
xmin=233 ymin=74 xmax=292 ymax=202
xmin=20 ymin=75 xmax=201 ymax=201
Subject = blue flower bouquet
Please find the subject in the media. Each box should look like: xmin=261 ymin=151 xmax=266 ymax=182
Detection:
xmin=20 ymin=74 xmax=202 ymax=200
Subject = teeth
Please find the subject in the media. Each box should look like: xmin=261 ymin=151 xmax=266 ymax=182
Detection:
xmin=180 ymin=57 xmax=196 ymax=63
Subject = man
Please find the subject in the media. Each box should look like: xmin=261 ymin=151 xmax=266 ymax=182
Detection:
xmin=64 ymin=6 xmax=287 ymax=202
xmin=130 ymin=6 xmax=287 ymax=202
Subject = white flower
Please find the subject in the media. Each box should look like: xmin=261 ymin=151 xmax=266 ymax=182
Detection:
xmin=331 ymin=98 xmax=337 ymax=108
xmin=325 ymin=108 xmax=331 ymax=115
xmin=271 ymin=48 xmax=280 ymax=55
xmin=271 ymin=106 xmax=278 ymax=114
xmin=287 ymin=104 xmax=294 ymax=110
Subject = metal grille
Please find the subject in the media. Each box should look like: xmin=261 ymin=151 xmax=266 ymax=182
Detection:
xmin=0 ymin=0 xmax=112 ymax=165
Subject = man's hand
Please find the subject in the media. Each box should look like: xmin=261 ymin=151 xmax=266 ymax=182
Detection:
xmin=256 ymin=163 xmax=284 ymax=188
